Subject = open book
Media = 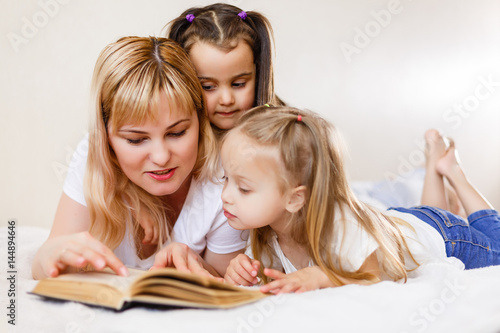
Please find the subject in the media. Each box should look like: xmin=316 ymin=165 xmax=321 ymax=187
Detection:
xmin=31 ymin=268 xmax=267 ymax=310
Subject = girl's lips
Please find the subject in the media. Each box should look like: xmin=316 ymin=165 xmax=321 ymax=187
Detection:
xmin=224 ymin=210 xmax=237 ymax=219
xmin=146 ymin=168 xmax=176 ymax=181
xmin=217 ymin=110 xmax=238 ymax=117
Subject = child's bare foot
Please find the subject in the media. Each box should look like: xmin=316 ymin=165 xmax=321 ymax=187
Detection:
xmin=424 ymin=129 xmax=449 ymax=172
xmin=435 ymin=139 xmax=461 ymax=179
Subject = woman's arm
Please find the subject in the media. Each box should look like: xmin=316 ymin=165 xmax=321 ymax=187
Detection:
xmin=32 ymin=194 xmax=127 ymax=279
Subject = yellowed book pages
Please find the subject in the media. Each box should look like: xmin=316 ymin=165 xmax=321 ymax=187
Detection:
xmin=31 ymin=268 xmax=267 ymax=310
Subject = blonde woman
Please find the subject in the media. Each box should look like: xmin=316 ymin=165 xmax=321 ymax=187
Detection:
xmin=32 ymin=37 xmax=246 ymax=280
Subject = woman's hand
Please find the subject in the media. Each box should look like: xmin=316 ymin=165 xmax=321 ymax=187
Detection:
xmin=260 ymin=266 xmax=333 ymax=294
xmin=151 ymin=242 xmax=223 ymax=282
xmin=33 ymin=231 xmax=128 ymax=280
xmin=224 ymin=254 xmax=261 ymax=286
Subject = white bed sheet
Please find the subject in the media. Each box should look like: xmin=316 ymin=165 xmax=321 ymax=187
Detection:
xmin=2 ymin=226 xmax=500 ymax=333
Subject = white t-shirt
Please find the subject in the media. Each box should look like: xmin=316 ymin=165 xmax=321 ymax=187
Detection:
xmin=63 ymin=136 xmax=247 ymax=269
xmin=261 ymin=205 xmax=464 ymax=278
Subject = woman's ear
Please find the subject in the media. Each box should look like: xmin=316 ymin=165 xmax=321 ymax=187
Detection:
xmin=285 ymin=185 xmax=306 ymax=213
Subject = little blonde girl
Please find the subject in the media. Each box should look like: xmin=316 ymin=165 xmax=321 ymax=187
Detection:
xmin=222 ymin=106 xmax=500 ymax=293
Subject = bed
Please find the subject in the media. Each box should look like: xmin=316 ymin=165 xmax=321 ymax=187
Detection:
xmin=2 ymin=225 xmax=500 ymax=333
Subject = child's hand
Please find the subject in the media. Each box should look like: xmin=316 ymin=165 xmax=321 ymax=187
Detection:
xmin=260 ymin=266 xmax=333 ymax=294
xmin=138 ymin=215 xmax=158 ymax=245
xmin=224 ymin=254 xmax=261 ymax=286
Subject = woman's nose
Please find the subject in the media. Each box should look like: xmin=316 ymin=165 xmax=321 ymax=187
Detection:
xmin=149 ymin=140 xmax=170 ymax=166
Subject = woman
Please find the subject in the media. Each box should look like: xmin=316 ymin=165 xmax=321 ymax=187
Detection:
xmin=32 ymin=37 xmax=246 ymax=280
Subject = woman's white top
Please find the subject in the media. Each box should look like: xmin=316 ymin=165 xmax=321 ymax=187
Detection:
xmin=63 ymin=136 xmax=247 ymax=269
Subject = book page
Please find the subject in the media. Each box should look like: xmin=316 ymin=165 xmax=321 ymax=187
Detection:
xmin=52 ymin=267 xmax=144 ymax=293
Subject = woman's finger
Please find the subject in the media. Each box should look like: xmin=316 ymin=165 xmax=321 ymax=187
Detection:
xmin=170 ymin=245 xmax=191 ymax=272
xmin=186 ymin=253 xmax=215 ymax=279
xmin=58 ymin=248 xmax=87 ymax=267
xmin=62 ymin=234 xmax=128 ymax=276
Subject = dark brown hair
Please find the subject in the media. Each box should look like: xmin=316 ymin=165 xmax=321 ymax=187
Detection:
xmin=165 ymin=3 xmax=283 ymax=107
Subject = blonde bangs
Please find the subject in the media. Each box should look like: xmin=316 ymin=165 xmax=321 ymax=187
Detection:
xmin=87 ymin=37 xmax=219 ymax=252
xmin=107 ymin=65 xmax=197 ymax=132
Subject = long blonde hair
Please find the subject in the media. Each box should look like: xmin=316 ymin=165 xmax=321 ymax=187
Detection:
xmin=85 ymin=36 xmax=218 ymax=250
xmin=232 ymin=106 xmax=417 ymax=284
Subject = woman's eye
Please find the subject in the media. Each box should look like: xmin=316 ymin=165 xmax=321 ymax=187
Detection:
xmin=168 ymin=130 xmax=186 ymax=137
xmin=126 ymin=138 xmax=144 ymax=145
xmin=239 ymin=188 xmax=250 ymax=194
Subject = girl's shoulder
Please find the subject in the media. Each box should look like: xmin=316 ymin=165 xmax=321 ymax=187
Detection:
xmin=331 ymin=204 xmax=379 ymax=272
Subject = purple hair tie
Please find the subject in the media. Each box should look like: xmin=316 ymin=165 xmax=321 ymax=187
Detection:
xmin=238 ymin=11 xmax=247 ymax=20
xmin=186 ymin=14 xmax=195 ymax=22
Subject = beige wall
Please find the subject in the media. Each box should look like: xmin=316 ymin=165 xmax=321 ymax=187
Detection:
xmin=1 ymin=0 xmax=499 ymax=229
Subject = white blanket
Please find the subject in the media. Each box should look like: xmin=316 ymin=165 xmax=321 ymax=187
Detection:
xmin=2 ymin=226 xmax=500 ymax=333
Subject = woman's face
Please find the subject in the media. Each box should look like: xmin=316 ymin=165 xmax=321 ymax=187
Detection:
xmin=108 ymin=93 xmax=199 ymax=199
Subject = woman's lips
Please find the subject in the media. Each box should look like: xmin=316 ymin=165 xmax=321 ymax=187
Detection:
xmin=147 ymin=168 xmax=176 ymax=181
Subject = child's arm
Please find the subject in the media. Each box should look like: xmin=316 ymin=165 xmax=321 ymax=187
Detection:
xmin=224 ymin=253 xmax=261 ymax=286
xmin=260 ymin=251 xmax=381 ymax=294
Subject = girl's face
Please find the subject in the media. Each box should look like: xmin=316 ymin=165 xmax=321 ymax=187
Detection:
xmin=108 ymin=93 xmax=199 ymax=199
xmin=220 ymin=130 xmax=290 ymax=231
xmin=189 ymin=40 xmax=255 ymax=130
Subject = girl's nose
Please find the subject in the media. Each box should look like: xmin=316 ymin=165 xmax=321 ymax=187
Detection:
xmin=219 ymin=87 xmax=235 ymax=106
xmin=221 ymin=182 xmax=232 ymax=204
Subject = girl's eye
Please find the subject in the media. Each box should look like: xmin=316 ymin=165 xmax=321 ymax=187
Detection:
xmin=168 ymin=130 xmax=186 ymax=137
xmin=232 ymin=82 xmax=246 ymax=88
xmin=201 ymin=84 xmax=216 ymax=91
xmin=126 ymin=138 xmax=145 ymax=145
xmin=239 ymin=188 xmax=250 ymax=194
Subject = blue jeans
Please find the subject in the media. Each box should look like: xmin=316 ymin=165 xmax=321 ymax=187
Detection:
xmin=388 ymin=206 xmax=500 ymax=269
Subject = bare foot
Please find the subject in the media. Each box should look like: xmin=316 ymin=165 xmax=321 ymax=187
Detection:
xmin=424 ymin=129 xmax=449 ymax=172
xmin=435 ymin=140 xmax=461 ymax=179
